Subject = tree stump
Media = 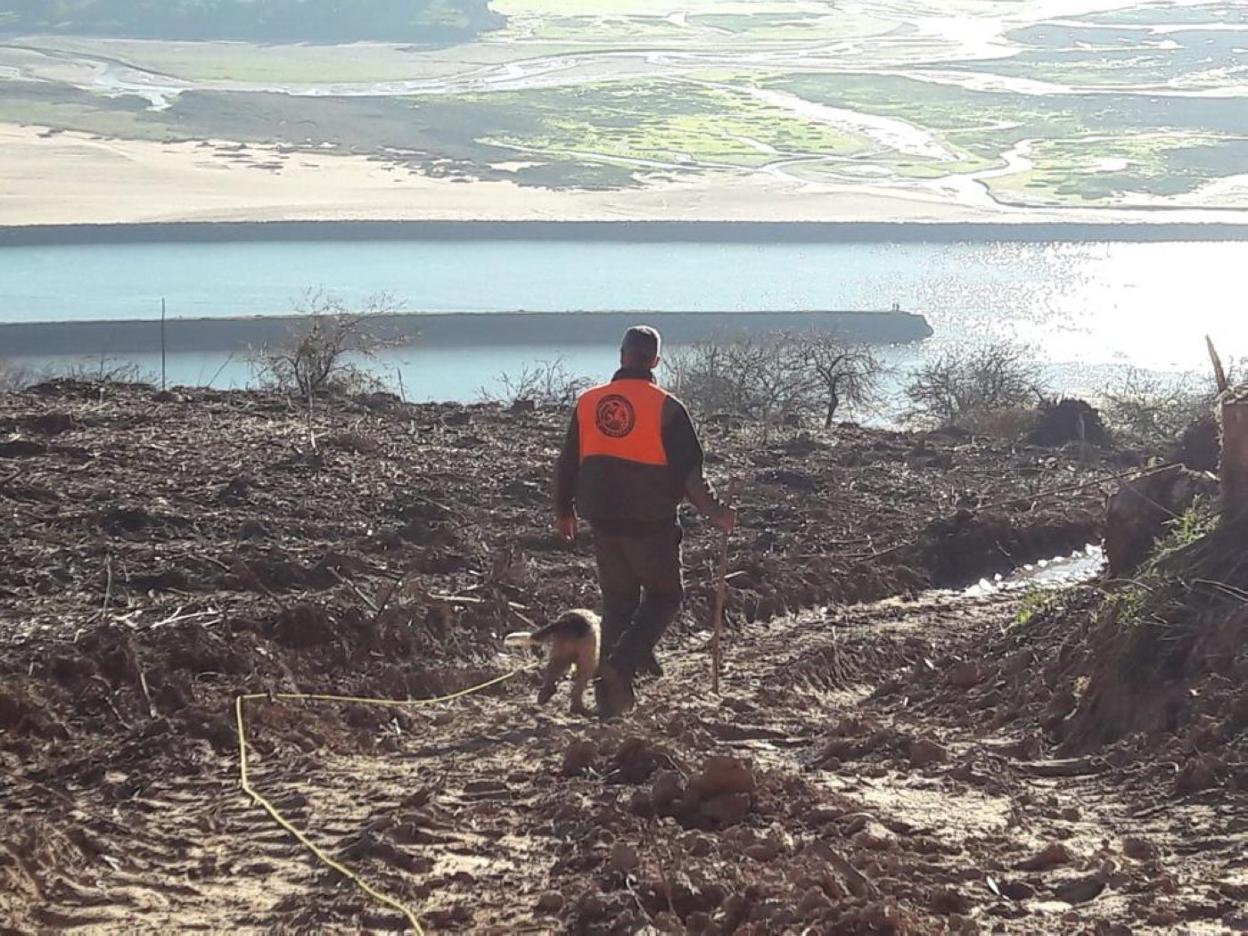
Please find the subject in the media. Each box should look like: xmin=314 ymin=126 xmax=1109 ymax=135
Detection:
xmin=1221 ymin=388 xmax=1248 ymax=519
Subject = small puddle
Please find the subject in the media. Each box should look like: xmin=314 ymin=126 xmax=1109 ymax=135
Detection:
xmin=962 ymin=544 xmax=1104 ymax=598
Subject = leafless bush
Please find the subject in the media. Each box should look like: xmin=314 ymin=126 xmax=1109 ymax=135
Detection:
xmin=0 ymin=358 xmax=49 ymax=392
xmin=479 ymin=356 xmax=590 ymax=407
xmin=960 ymin=405 xmax=1041 ymax=442
xmin=668 ymin=331 xmax=882 ymax=434
xmin=668 ymin=332 xmax=811 ymax=438
xmin=904 ymin=342 xmax=1045 ymax=428
xmin=804 ymin=335 xmax=882 ymax=428
xmin=59 ymin=356 xmax=150 ymax=386
xmin=667 ymin=338 xmax=754 ymax=417
xmin=1 ymin=355 xmax=156 ymax=392
xmin=251 ymin=290 xmax=400 ymax=398
xmin=1101 ymin=365 xmax=1232 ymax=444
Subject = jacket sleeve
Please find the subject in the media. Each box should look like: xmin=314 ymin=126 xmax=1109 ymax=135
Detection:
xmin=553 ymin=408 xmax=580 ymax=517
xmin=663 ymin=399 xmax=729 ymax=521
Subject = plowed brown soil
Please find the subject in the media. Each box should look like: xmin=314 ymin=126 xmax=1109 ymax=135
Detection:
xmin=4 ymin=380 xmax=1239 ymax=934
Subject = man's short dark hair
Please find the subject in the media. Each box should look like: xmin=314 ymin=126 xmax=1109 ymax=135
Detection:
xmin=621 ymin=325 xmax=661 ymax=365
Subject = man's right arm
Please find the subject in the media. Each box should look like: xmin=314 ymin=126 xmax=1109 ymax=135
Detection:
xmin=553 ymin=409 xmax=580 ymax=520
xmin=664 ymin=399 xmax=735 ymax=532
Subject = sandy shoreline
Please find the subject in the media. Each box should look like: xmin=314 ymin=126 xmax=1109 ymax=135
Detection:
xmin=5 ymin=123 xmax=1248 ymax=235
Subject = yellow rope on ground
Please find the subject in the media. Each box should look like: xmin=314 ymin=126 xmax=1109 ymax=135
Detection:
xmin=235 ymin=664 xmax=537 ymax=935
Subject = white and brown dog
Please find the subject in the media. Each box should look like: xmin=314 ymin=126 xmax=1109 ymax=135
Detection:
xmin=505 ymin=609 xmax=601 ymax=716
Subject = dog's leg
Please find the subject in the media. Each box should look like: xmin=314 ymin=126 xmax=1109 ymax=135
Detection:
xmin=570 ymin=647 xmax=596 ymax=716
xmin=538 ymin=655 xmax=572 ymax=705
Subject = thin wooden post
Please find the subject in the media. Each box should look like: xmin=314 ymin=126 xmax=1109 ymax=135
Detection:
xmin=1207 ymin=335 xmax=1229 ymax=394
xmin=1221 ymin=387 xmax=1248 ymax=520
xmin=160 ymin=298 xmax=167 ymax=391
xmin=710 ymin=479 xmax=739 ymax=695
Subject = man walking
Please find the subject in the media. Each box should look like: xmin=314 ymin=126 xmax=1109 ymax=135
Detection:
xmin=554 ymin=325 xmax=736 ymax=718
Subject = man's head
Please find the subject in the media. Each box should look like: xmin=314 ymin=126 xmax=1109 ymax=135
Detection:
xmin=620 ymin=325 xmax=662 ymax=370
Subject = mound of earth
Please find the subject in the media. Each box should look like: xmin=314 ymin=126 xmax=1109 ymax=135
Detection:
xmin=1028 ymin=398 xmax=1112 ymax=450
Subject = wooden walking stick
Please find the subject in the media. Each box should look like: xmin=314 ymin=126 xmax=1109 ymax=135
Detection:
xmin=710 ymin=479 xmax=738 ymax=695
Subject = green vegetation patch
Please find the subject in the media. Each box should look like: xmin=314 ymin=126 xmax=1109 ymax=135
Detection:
xmin=497 ymin=14 xmax=689 ymax=42
xmin=686 ymin=12 xmax=834 ymax=39
xmin=462 ymin=80 xmax=873 ymax=168
xmin=1107 ymin=498 xmax=1230 ymax=681
xmin=766 ymin=72 xmax=1248 ymax=147
xmin=989 ymin=135 xmax=1248 ymax=205
xmin=0 ymin=82 xmax=174 ymax=142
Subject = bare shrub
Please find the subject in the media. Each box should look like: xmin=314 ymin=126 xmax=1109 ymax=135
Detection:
xmin=1101 ymin=366 xmax=1230 ymax=445
xmin=59 ymin=356 xmax=150 ymax=386
xmin=962 ymin=405 xmax=1041 ymax=442
xmin=668 ymin=331 xmax=883 ymax=436
xmin=668 ymin=332 xmax=813 ymax=441
xmin=479 ymin=357 xmax=590 ymax=407
xmin=666 ymin=337 xmax=755 ymax=417
xmin=251 ymin=290 xmax=400 ymax=398
xmin=803 ymin=335 xmax=882 ymax=428
xmin=905 ymin=342 xmax=1045 ymax=428
xmin=1 ymin=355 xmax=153 ymax=393
xmin=0 ymin=358 xmax=48 ymax=392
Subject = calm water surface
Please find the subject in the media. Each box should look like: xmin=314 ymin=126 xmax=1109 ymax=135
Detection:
xmin=2 ymin=238 xmax=1245 ymax=402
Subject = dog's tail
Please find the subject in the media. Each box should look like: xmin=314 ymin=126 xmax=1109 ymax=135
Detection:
xmin=504 ymin=619 xmax=563 ymax=648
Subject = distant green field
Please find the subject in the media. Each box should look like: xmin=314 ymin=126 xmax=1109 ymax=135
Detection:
xmin=465 ymin=80 xmax=873 ymax=168
xmin=3 ymin=0 xmax=1246 ymax=209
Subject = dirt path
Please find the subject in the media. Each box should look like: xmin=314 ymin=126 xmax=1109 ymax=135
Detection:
xmin=7 ymin=585 xmax=1240 ymax=933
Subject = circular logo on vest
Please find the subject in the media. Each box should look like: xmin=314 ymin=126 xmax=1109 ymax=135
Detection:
xmin=595 ymin=394 xmax=636 ymax=438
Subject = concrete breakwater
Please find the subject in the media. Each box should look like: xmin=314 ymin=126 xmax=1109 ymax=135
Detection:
xmin=0 ymin=309 xmax=933 ymax=356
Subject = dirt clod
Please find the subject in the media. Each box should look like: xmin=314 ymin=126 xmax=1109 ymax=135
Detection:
xmin=562 ymin=738 xmax=598 ymax=776
xmin=691 ymin=756 xmax=756 ymax=798
xmin=1053 ymin=872 xmax=1107 ymax=905
xmin=699 ymin=792 xmax=752 ymax=828
xmin=535 ymin=891 xmax=565 ymax=914
xmin=610 ymin=841 xmax=640 ymax=874
xmin=908 ymin=736 xmax=949 ymax=767
xmin=1017 ymin=842 xmax=1074 ymax=872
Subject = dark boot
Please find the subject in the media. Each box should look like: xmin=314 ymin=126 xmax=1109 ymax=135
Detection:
xmin=594 ymin=662 xmax=635 ymax=720
xmin=635 ymin=650 xmax=663 ymax=679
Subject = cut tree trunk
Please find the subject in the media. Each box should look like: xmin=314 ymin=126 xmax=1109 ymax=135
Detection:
xmin=1221 ymin=388 xmax=1248 ymax=519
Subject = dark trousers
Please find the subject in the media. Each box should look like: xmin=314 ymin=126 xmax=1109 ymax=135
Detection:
xmin=592 ymin=524 xmax=684 ymax=679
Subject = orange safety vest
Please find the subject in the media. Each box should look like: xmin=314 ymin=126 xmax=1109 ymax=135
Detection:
xmin=577 ymin=380 xmax=670 ymax=467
